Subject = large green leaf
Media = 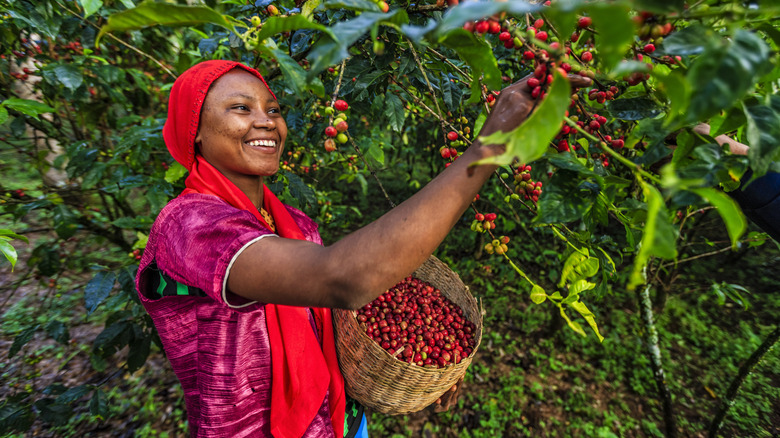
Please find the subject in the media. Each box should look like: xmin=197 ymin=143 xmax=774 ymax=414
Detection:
xmin=9 ymin=325 xmax=39 ymax=358
xmin=1 ymin=98 xmax=55 ymax=120
xmin=255 ymin=14 xmax=335 ymax=42
xmin=569 ymin=301 xmax=604 ymax=342
xmin=585 ymin=3 xmax=635 ymax=72
xmin=744 ymin=98 xmax=780 ymax=178
xmin=319 ymin=0 xmax=381 ymax=12
xmin=97 ymin=2 xmax=234 ymax=44
xmin=689 ymin=187 xmax=746 ymax=248
xmin=536 ymin=170 xmax=599 ymax=224
xmin=477 ymin=69 xmax=571 ymax=166
xmin=384 ymin=93 xmax=405 ymax=132
xmin=685 ymin=30 xmax=772 ymax=124
xmin=0 ymin=238 xmax=19 ymax=271
xmin=306 ymin=10 xmax=409 ymax=79
xmin=657 ymin=23 xmax=710 ymax=56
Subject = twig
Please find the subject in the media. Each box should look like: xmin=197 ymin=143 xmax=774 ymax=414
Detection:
xmin=638 ymin=280 xmax=677 ymax=438
xmin=708 ymin=325 xmax=780 ymax=438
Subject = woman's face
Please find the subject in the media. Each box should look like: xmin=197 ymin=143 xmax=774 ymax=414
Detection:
xmin=195 ymin=69 xmax=287 ymax=184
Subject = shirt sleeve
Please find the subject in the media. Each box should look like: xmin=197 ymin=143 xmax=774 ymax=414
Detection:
xmin=145 ymin=194 xmax=277 ymax=311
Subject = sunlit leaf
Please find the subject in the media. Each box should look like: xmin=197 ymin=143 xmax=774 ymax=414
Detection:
xmin=97 ymin=2 xmax=234 ymax=44
xmin=79 ymin=0 xmax=103 ymax=19
xmin=530 ymin=284 xmax=546 ymax=304
xmin=689 ymin=187 xmax=746 ymax=248
xmin=1 ymin=98 xmax=55 ymax=120
xmin=569 ymin=301 xmax=604 ymax=342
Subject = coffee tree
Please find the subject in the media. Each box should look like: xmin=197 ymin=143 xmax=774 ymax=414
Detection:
xmin=1 ymin=0 xmax=778 ymax=435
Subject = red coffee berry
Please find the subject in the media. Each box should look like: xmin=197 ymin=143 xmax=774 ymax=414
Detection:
xmin=534 ymin=18 xmax=545 ymax=29
xmin=577 ymin=16 xmax=592 ymax=28
xmin=488 ymin=21 xmax=501 ymax=34
xmin=643 ymin=43 xmax=656 ymax=53
xmin=447 ymin=131 xmax=458 ymax=141
xmin=334 ymin=99 xmax=349 ymax=111
xmin=581 ymin=51 xmax=593 ymax=62
xmin=498 ymin=31 xmax=512 ymax=42
xmin=325 ymin=126 xmax=338 ymax=137
xmin=475 ymin=20 xmax=489 ymax=34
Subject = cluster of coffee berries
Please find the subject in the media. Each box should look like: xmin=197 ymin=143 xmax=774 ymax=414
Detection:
xmin=323 ymin=100 xmax=350 ymax=151
xmin=587 ymin=85 xmax=620 ymax=104
xmin=484 ymin=236 xmax=510 ymax=255
xmin=356 ymin=276 xmax=476 ymax=368
xmin=471 ymin=212 xmax=497 ymax=233
xmin=128 ymin=249 xmax=142 ymax=260
xmin=513 ymin=164 xmax=542 ymax=204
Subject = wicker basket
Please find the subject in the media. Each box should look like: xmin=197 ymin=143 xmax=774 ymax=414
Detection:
xmin=333 ymin=255 xmax=483 ymax=415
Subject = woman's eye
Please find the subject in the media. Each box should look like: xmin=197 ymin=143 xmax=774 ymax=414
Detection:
xmin=234 ymin=105 xmax=250 ymax=111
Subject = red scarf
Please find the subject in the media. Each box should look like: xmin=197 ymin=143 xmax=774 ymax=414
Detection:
xmin=164 ymin=60 xmax=345 ymax=438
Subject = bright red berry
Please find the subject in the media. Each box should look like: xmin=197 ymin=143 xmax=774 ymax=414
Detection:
xmin=578 ymin=16 xmax=592 ymax=28
xmin=488 ymin=21 xmax=501 ymax=34
xmin=475 ymin=21 xmax=489 ymax=34
xmin=447 ymin=131 xmax=458 ymax=141
xmin=534 ymin=18 xmax=545 ymax=29
xmin=325 ymin=126 xmax=338 ymax=137
xmin=643 ymin=43 xmax=656 ymax=53
xmin=498 ymin=31 xmax=512 ymax=42
xmin=581 ymin=51 xmax=593 ymax=62
xmin=334 ymin=99 xmax=349 ymax=111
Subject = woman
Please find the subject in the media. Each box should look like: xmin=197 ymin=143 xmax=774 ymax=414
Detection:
xmin=135 ymin=59 xmax=590 ymax=437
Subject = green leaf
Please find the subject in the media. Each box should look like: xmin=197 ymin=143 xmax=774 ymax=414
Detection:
xmin=9 ymin=325 xmax=39 ymax=358
xmin=439 ymin=29 xmax=502 ymax=92
xmin=569 ymin=301 xmax=604 ymax=342
xmin=606 ymin=98 xmax=662 ymax=121
xmin=530 ymin=284 xmax=546 ymax=304
xmin=628 ymin=180 xmax=677 ymax=290
xmin=45 ymin=320 xmax=70 ymax=345
xmin=569 ymin=279 xmax=596 ymax=295
xmin=477 ymin=69 xmax=571 ymax=166
xmin=307 ymin=10 xmax=408 ymax=79
xmin=89 ymin=389 xmax=109 ymax=419
xmin=744 ymin=99 xmax=780 ymax=178
xmin=586 ymin=3 xmax=635 ymax=72
xmin=0 ymin=106 xmax=8 ymax=125
xmin=52 ymin=204 xmax=78 ymax=240
xmin=164 ymin=161 xmax=188 ymax=183
xmin=79 ymin=0 xmax=103 ymax=19
xmin=536 ymin=169 xmax=599 ymax=224
xmin=558 ymin=307 xmax=586 ymax=337
xmin=45 ymin=64 xmax=84 ymax=91
xmin=658 ymin=23 xmax=709 ymax=56
xmin=85 ymin=271 xmax=116 ymax=315
xmin=384 ymin=93 xmax=405 ymax=132
xmin=685 ymin=30 xmax=772 ymax=124
xmin=0 ymin=239 xmax=19 ymax=271
xmin=560 ymin=250 xmax=588 ymax=288
xmin=55 ymin=385 xmax=91 ymax=404
xmin=255 ymin=14 xmax=335 ymax=43
xmin=127 ymin=336 xmax=151 ymax=373
xmin=320 ymin=0 xmax=381 ymax=12
xmin=97 ymin=2 xmax=234 ymax=44
xmin=270 ymin=47 xmax=325 ymax=97
xmin=1 ymin=98 xmax=55 ymax=120
xmin=0 ymin=402 xmax=35 ymax=433
xmin=689 ymin=187 xmax=746 ymax=248
xmin=33 ymin=399 xmax=72 ymax=426
xmin=366 ymin=143 xmax=385 ymax=166
xmin=92 ymin=321 xmax=132 ymax=357
xmin=302 ymin=0 xmax=321 ymax=19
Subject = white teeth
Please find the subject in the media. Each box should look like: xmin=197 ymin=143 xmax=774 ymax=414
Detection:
xmin=247 ymin=139 xmax=276 ymax=147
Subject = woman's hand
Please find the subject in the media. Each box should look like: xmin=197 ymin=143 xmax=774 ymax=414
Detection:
xmin=478 ymin=73 xmax=593 ymax=141
xmin=432 ymin=377 xmax=463 ymax=413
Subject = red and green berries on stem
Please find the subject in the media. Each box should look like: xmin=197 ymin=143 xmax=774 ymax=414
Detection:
xmin=471 ymin=212 xmax=497 ymax=233
xmin=484 ymin=236 xmax=510 ymax=255
xmin=513 ymin=164 xmax=542 ymax=204
xmin=356 ymin=276 xmax=476 ymax=368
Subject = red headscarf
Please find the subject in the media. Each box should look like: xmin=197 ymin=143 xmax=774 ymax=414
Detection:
xmin=163 ymin=60 xmax=345 ymax=438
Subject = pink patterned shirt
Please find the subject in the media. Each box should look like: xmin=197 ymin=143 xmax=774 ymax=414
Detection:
xmin=135 ymin=193 xmax=336 ymax=437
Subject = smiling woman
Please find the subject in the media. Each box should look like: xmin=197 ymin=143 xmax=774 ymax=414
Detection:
xmin=134 ymin=59 xmax=589 ymax=438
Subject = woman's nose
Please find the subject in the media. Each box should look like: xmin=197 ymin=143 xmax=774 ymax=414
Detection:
xmin=253 ymin=112 xmax=276 ymax=129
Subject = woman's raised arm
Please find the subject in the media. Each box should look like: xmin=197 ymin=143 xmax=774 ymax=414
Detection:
xmin=227 ymin=75 xmax=591 ymax=309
